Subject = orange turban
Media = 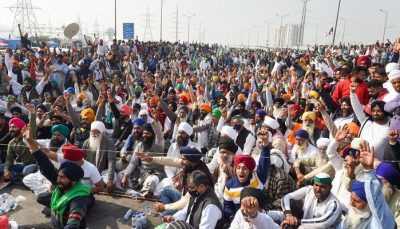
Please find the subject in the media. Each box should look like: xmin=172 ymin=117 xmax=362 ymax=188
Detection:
xmin=237 ymin=94 xmax=247 ymax=101
xmin=81 ymin=108 xmax=95 ymax=122
xmin=77 ymin=93 xmax=87 ymax=101
xmin=345 ymin=122 xmax=360 ymax=136
xmin=282 ymin=94 xmax=291 ymax=100
xmin=199 ymin=103 xmax=212 ymax=113
xmin=149 ymin=97 xmax=158 ymax=106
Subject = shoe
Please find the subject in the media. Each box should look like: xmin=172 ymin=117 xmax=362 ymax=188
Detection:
xmin=41 ymin=207 xmax=51 ymax=218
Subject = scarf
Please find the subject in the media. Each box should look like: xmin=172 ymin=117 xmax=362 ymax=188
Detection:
xmin=51 ymin=181 xmax=91 ymax=215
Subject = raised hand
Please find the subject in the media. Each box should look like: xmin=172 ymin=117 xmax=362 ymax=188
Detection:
xmin=358 ymin=141 xmax=375 ymax=170
xmin=350 ymin=82 xmax=358 ymax=93
xmin=256 ymin=128 xmax=270 ymax=147
xmin=388 ymin=130 xmax=399 ymax=143
xmin=240 ymin=196 xmax=259 ymax=220
xmin=25 ymin=103 xmax=36 ymax=114
xmin=334 ymin=125 xmax=350 ymax=142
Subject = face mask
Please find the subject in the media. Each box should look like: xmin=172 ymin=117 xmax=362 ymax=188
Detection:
xmin=188 ymin=190 xmax=199 ymax=198
xmin=233 ymin=124 xmax=242 ymax=131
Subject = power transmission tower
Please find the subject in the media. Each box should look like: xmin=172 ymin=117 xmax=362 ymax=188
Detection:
xmin=143 ymin=6 xmax=154 ymax=41
xmin=7 ymin=0 xmax=42 ymax=36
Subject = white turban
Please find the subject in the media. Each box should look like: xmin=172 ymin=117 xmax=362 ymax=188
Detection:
xmin=178 ymin=122 xmax=193 ymax=136
xmin=385 ymin=63 xmax=399 ymax=74
xmin=388 ymin=69 xmax=400 ymax=82
xmin=316 ymin=138 xmax=330 ymax=148
xmin=138 ymin=109 xmax=149 ymax=116
xmin=263 ymin=116 xmax=280 ymax=129
xmin=220 ymin=126 xmax=238 ymax=141
xmin=91 ymin=121 xmax=106 ymax=133
xmin=351 ymin=138 xmax=365 ymax=150
xmin=270 ymin=149 xmax=290 ymax=173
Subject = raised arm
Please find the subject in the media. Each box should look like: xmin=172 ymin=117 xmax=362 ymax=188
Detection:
xmin=256 ymin=129 xmax=271 ymax=184
xmin=350 ymin=83 xmax=368 ymax=124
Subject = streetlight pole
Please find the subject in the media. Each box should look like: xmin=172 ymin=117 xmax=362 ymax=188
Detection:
xmin=276 ymin=13 xmax=289 ymax=48
xmin=199 ymin=21 xmax=205 ymax=43
xmin=114 ymin=0 xmax=117 ymax=39
xmin=314 ymin=23 xmax=318 ymax=46
xmin=340 ymin=17 xmax=346 ymax=44
xmin=332 ymin=0 xmax=342 ymax=46
xmin=264 ymin=21 xmax=273 ymax=48
xmin=160 ymin=0 xmax=164 ymax=41
xmin=379 ymin=9 xmax=388 ymax=43
xmin=255 ymin=25 xmax=261 ymax=48
xmin=183 ymin=13 xmax=196 ymax=44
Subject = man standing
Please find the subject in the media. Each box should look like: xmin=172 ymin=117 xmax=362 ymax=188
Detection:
xmin=281 ymin=173 xmax=342 ymax=228
xmin=163 ymin=170 xmax=223 ymax=229
xmin=23 ymin=128 xmax=90 ymax=229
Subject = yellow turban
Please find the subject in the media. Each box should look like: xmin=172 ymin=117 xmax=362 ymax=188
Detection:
xmin=81 ymin=108 xmax=95 ymax=123
xmin=302 ymin=111 xmax=316 ymax=121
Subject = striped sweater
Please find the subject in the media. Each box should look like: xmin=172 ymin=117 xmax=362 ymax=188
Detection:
xmin=223 ymin=145 xmax=271 ymax=220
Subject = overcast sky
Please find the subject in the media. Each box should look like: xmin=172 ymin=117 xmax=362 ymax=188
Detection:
xmin=1 ymin=0 xmax=399 ymax=47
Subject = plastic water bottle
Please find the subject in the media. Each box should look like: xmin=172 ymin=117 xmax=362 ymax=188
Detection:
xmin=121 ymin=209 xmax=133 ymax=223
xmin=140 ymin=212 xmax=147 ymax=228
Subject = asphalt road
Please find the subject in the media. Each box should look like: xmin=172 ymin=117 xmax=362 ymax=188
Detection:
xmin=2 ymin=184 xmax=163 ymax=229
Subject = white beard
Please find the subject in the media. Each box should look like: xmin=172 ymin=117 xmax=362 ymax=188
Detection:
xmin=382 ymin=183 xmax=394 ymax=202
xmin=89 ymin=135 xmax=102 ymax=151
xmin=345 ymin=205 xmax=371 ymax=228
xmin=302 ymin=122 xmax=315 ymax=139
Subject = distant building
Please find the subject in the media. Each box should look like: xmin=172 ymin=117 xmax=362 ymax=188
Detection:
xmin=275 ymin=24 xmax=301 ymax=48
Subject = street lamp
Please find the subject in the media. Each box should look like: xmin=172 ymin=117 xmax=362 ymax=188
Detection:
xmin=340 ymin=17 xmax=346 ymax=44
xmin=276 ymin=13 xmax=289 ymax=48
xmin=160 ymin=0 xmax=164 ymax=41
xmin=332 ymin=0 xmax=342 ymax=46
xmin=183 ymin=13 xmax=196 ymax=44
xmin=264 ymin=21 xmax=273 ymax=48
xmin=199 ymin=21 xmax=205 ymax=43
xmin=379 ymin=9 xmax=388 ymax=43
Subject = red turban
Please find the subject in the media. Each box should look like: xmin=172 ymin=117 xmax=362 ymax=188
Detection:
xmin=120 ymin=105 xmax=132 ymax=116
xmin=62 ymin=144 xmax=85 ymax=162
xmin=288 ymin=104 xmax=302 ymax=117
xmin=356 ymin=55 xmax=371 ymax=68
xmin=234 ymin=155 xmax=256 ymax=171
xmin=179 ymin=95 xmax=189 ymax=105
xmin=8 ymin=117 xmax=26 ymax=130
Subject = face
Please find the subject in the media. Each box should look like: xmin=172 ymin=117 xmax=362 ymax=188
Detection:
xmin=51 ymin=132 xmax=65 ymax=146
xmin=236 ymin=104 xmax=245 ymax=112
xmin=350 ymin=192 xmax=367 ymax=210
xmin=57 ymin=170 xmax=74 ymax=191
xmin=367 ymin=87 xmax=380 ymax=98
xmin=37 ymin=108 xmax=45 ymax=118
xmin=219 ymin=149 xmax=233 ymax=164
xmin=313 ymin=182 xmax=331 ymax=201
xmin=392 ymin=78 xmax=400 ymax=93
xmin=318 ymin=146 xmax=327 ymax=154
xmin=236 ymin=163 xmax=250 ymax=183
xmin=133 ymin=126 xmax=143 ymax=136
xmin=178 ymin=109 xmax=187 ymax=119
xmin=142 ymin=130 xmax=153 ymax=141
xmin=139 ymin=114 xmax=148 ymax=121
xmin=340 ymin=102 xmax=352 ymax=116
xmin=90 ymin=129 xmax=101 ymax=138
xmin=180 ymin=156 xmax=191 ymax=167
xmin=219 ymin=99 xmax=226 ymax=108
xmin=371 ymin=106 xmax=385 ymax=122
xmin=177 ymin=130 xmax=188 ymax=142
xmin=303 ymin=118 xmax=314 ymax=127
xmin=295 ymin=136 xmax=306 ymax=146
xmin=11 ymin=111 xmax=21 ymax=118
xmin=9 ymin=125 xmax=21 ymax=138
xmin=23 ymin=81 xmax=32 ymax=91
xmin=57 ymin=57 xmax=63 ymax=64
xmin=81 ymin=117 xmax=90 ymax=129
xmin=232 ymin=119 xmax=243 ymax=132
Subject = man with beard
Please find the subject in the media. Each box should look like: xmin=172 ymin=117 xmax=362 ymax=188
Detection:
xmin=17 ymin=76 xmax=45 ymax=105
xmin=326 ymin=126 xmax=365 ymax=212
xmin=166 ymin=122 xmax=199 ymax=179
xmin=4 ymin=49 xmax=24 ymax=85
xmin=375 ymin=162 xmax=400 ymax=226
xmin=231 ymin=101 xmax=252 ymax=120
xmin=365 ymin=79 xmax=389 ymax=114
xmin=82 ymin=121 xmax=115 ymax=192
xmin=116 ymin=118 xmax=146 ymax=171
xmin=119 ymin=121 xmax=165 ymax=197
xmin=350 ymin=83 xmax=391 ymax=160
xmin=232 ymin=115 xmax=255 ymax=155
xmin=286 ymin=111 xmax=321 ymax=147
xmin=223 ymin=128 xmax=271 ymax=221
xmin=289 ymin=129 xmax=319 ymax=164
xmin=23 ymin=128 xmax=90 ymax=229
xmin=280 ymin=173 xmax=342 ymax=228
xmin=384 ymin=70 xmax=400 ymax=142
xmin=3 ymin=118 xmax=37 ymax=182
xmin=65 ymin=93 xmax=95 ymax=148
xmin=338 ymin=141 xmax=395 ymax=229
xmin=254 ymin=109 xmax=267 ymax=133
xmin=51 ymin=54 xmax=69 ymax=91
xmin=36 ymin=124 xmax=70 ymax=152
xmin=192 ymin=103 xmax=213 ymax=154
xmin=333 ymin=66 xmax=370 ymax=106
xmin=139 ymin=146 xmax=213 ymax=217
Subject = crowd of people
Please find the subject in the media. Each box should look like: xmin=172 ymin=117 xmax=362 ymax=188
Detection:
xmin=0 ymin=26 xmax=399 ymax=229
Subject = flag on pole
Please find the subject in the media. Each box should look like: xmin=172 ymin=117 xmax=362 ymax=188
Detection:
xmin=325 ymin=27 xmax=333 ymax=36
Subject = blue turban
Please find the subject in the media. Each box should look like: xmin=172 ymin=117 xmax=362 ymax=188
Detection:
xmin=51 ymin=124 xmax=70 ymax=138
xmin=132 ymin=118 xmax=146 ymax=127
xmin=352 ymin=181 xmax=367 ymax=203
xmin=59 ymin=161 xmax=84 ymax=181
xmin=241 ymin=90 xmax=249 ymax=98
xmin=341 ymin=148 xmax=359 ymax=158
xmin=376 ymin=162 xmax=400 ymax=185
xmin=66 ymin=87 xmax=75 ymax=95
xmin=256 ymin=109 xmax=266 ymax=118
xmin=133 ymin=103 xmax=141 ymax=110
xmin=295 ymin=129 xmax=309 ymax=140
xmin=180 ymin=146 xmax=202 ymax=162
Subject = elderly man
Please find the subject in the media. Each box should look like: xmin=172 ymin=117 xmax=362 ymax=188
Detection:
xmin=263 ymin=116 xmax=287 ymax=156
xmin=294 ymin=138 xmax=335 ymax=188
xmin=230 ymin=187 xmax=280 ymax=229
xmin=384 ymin=69 xmax=400 ymax=142
xmin=119 ymin=121 xmax=165 ymax=196
xmin=289 ymin=129 xmax=319 ymax=163
xmin=350 ymin=82 xmax=390 ymax=160
xmin=338 ymin=141 xmax=396 ymax=229
xmin=163 ymin=170 xmax=223 ymax=229
xmin=82 ymin=121 xmax=115 ymax=192
xmin=223 ymin=128 xmax=271 ymax=221
xmin=24 ymin=128 xmax=90 ymax=229
xmin=3 ymin=118 xmax=37 ymax=181
xmin=232 ymin=115 xmax=255 ymax=155
xmin=287 ymin=111 xmax=320 ymax=147
xmin=166 ymin=122 xmax=199 ymax=178
xmin=375 ymin=162 xmax=400 ymax=226
xmin=281 ymin=173 xmax=342 ymax=228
